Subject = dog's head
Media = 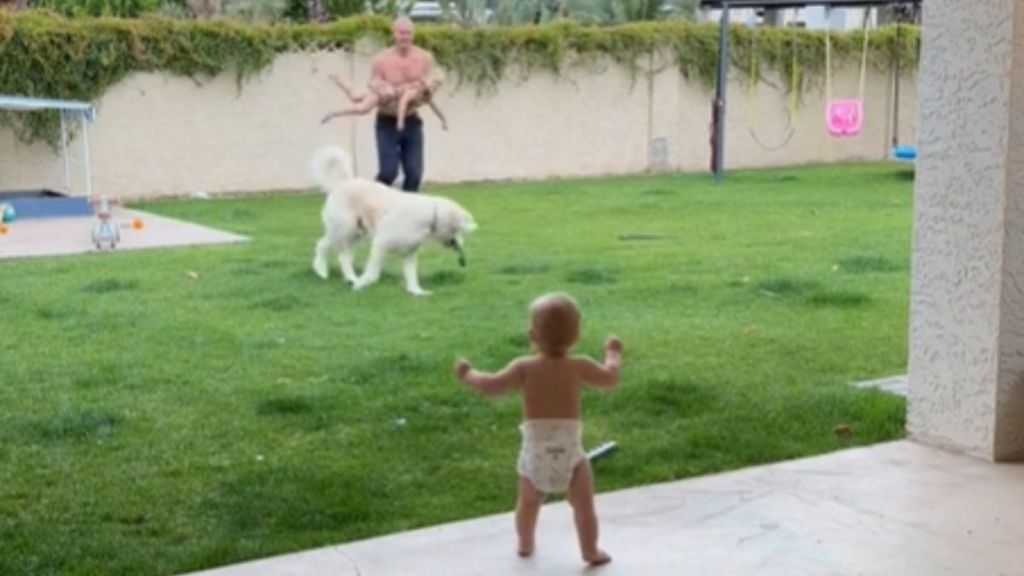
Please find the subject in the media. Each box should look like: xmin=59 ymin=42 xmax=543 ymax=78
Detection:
xmin=431 ymin=200 xmax=477 ymax=266
xmin=436 ymin=203 xmax=476 ymax=246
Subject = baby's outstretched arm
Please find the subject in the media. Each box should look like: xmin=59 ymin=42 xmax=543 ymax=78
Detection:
xmin=576 ymin=337 xmax=622 ymax=389
xmin=455 ymin=358 xmax=524 ymax=396
xmin=329 ymin=74 xmax=364 ymax=103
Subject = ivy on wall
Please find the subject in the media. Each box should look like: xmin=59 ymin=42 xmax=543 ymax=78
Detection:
xmin=0 ymin=10 xmax=919 ymax=147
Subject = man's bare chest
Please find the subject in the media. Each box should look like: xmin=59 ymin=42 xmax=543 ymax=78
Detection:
xmin=382 ymin=55 xmax=428 ymax=82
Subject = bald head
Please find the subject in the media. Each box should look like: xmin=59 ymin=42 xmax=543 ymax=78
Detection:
xmin=393 ymin=16 xmax=414 ymax=50
xmin=529 ymin=293 xmax=581 ymax=356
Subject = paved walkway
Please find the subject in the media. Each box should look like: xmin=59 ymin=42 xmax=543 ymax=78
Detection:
xmin=0 ymin=207 xmax=247 ymax=260
xmin=182 ymin=441 xmax=1024 ymax=576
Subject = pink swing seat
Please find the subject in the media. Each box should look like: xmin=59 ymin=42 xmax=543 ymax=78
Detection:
xmin=826 ymin=99 xmax=864 ymax=136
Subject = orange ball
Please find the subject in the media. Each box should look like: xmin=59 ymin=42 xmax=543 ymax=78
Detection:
xmin=132 ymin=217 xmax=144 ymax=230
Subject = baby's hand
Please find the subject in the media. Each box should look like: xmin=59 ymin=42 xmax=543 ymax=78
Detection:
xmin=454 ymin=358 xmax=472 ymax=381
xmin=605 ymin=337 xmax=623 ymax=355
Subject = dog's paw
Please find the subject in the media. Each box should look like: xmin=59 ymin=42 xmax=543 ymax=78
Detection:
xmin=312 ymin=258 xmax=329 ymax=280
xmin=351 ymin=278 xmax=372 ymax=291
xmin=406 ymin=287 xmax=432 ymax=297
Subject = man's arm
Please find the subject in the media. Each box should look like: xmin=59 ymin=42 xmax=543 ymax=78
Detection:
xmin=420 ymin=51 xmax=444 ymax=95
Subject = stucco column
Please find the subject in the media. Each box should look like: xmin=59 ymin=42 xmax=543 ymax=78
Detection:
xmin=908 ymin=0 xmax=1024 ymax=461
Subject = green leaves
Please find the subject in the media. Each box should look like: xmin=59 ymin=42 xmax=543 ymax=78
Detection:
xmin=0 ymin=10 xmax=920 ymax=148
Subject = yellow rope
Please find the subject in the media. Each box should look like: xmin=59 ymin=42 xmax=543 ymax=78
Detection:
xmin=858 ymin=9 xmax=870 ymax=101
xmin=745 ymin=14 xmax=800 ymax=151
xmin=790 ymin=37 xmax=799 ymax=119
xmin=826 ymin=7 xmax=871 ymax=102
xmin=825 ymin=8 xmax=832 ymax=101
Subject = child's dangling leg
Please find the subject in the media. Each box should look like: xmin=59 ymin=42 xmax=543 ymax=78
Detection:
xmin=396 ymin=86 xmax=421 ymax=132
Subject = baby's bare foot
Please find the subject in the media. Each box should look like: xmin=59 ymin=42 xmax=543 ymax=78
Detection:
xmin=584 ymin=550 xmax=611 ymax=566
xmin=518 ymin=543 xmax=534 ymax=558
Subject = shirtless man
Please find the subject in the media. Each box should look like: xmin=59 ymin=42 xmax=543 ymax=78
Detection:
xmin=362 ymin=16 xmax=443 ymax=193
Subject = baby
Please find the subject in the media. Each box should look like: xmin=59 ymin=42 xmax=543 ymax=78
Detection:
xmin=455 ymin=292 xmax=622 ymax=566
xmin=320 ymin=73 xmax=448 ymax=132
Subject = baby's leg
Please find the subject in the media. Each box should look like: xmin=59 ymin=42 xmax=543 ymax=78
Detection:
xmin=566 ymin=460 xmax=611 ymax=566
xmin=396 ymin=86 xmax=423 ymax=131
xmin=339 ymin=92 xmax=380 ymax=116
xmin=516 ymin=476 xmax=544 ymax=557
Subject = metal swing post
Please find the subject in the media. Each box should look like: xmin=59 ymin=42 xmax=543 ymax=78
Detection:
xmin=712 ymin=1 xmax=731 ymax=184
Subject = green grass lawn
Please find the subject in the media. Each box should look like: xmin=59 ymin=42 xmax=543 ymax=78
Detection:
xmin=0 ymin=163 xmax=912 ymax=576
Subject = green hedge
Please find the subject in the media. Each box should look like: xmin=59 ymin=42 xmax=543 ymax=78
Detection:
xmin=0 ymin=10 xmax=919 ymax=146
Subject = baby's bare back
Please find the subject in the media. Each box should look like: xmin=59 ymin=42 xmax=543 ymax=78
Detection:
xmin=520 ymin=356 xmax=587 ymax=420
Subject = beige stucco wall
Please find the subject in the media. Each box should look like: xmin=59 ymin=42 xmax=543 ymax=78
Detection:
xmin=907 ymin=0 xmax=1024 ymax=461
xmin=0 ymin=42 xmax=917 ymax=199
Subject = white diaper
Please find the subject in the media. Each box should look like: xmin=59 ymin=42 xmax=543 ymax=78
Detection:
xmin=517 ymin=419 xmax=586 ymax=494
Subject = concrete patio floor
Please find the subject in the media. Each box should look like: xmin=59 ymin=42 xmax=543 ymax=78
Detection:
xmin=0 ymin=207 xmax=247 ymax=260
xmin=182 ymin=440 xmax=1023 ymax=576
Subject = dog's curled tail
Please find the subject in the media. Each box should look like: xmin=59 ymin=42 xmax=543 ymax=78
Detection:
xmin=309 ymin=146 xmax=354 ymax=191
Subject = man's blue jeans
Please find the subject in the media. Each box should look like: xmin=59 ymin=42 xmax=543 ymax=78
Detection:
xmin=375 ymin=113 xmax=424 ymax=192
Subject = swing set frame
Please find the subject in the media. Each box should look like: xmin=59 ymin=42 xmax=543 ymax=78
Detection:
xmin=699 ymin=0 xmax=922 ymax=183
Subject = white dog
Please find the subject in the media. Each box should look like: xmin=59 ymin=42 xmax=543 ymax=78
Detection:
xmin=310 ymin=146 xmax=477 ymax=296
